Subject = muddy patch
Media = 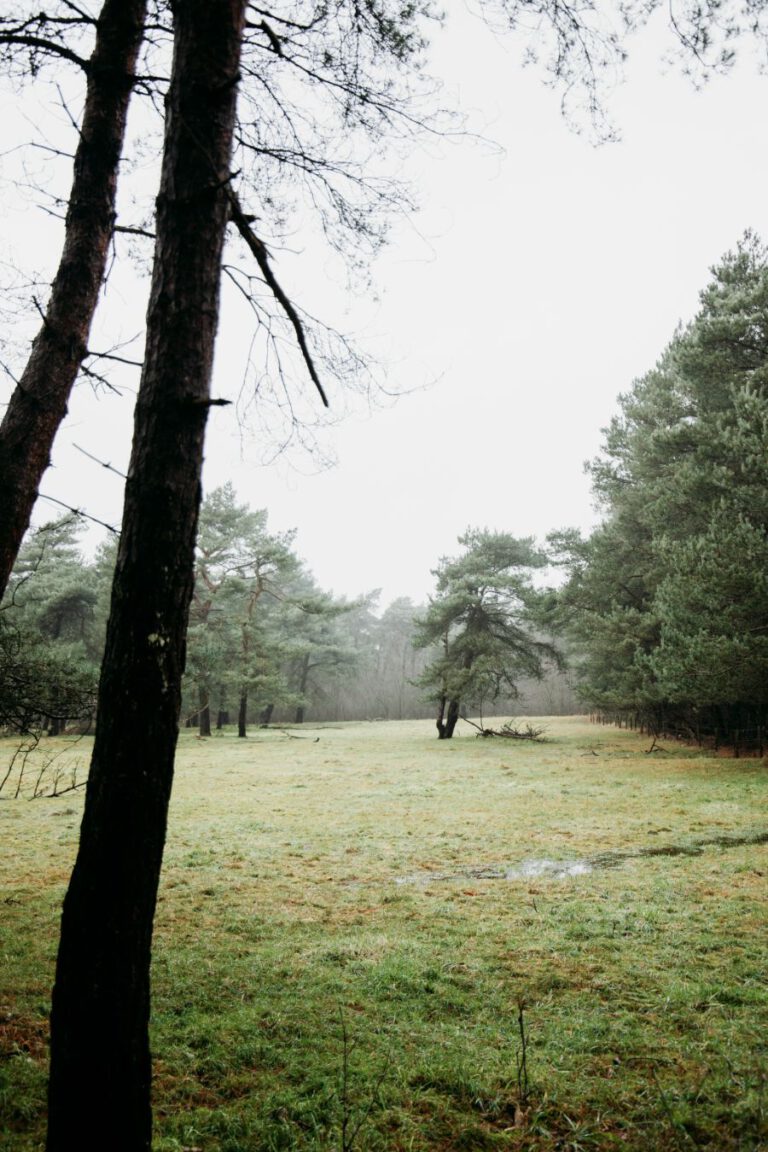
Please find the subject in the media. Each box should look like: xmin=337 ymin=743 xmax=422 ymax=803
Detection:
xmin=396 ymin=830 xmax=768 ymax=887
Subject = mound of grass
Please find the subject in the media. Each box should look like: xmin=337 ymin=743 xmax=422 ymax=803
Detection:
xmin=2 ymin=717 xmax=767 ymax=1149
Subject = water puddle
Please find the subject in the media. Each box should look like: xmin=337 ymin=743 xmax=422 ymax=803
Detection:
xmin=396 ymin=830 xmax=768 ymax=887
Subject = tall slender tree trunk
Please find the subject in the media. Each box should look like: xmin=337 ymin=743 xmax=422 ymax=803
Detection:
xmin=198 ymin=684 xmax=212 ymax=737
xmin=216 ymin=684 xmax=228 ymax=729
xmin=46 ymin=4 xmax=246 ymax=1149
xmin=0 ymin=0 xmax=147 ymax=599
xmin=238 ymin=617 xmax=254 ymax=737
xmin=295 ymin=651 xmax=311 ymax=723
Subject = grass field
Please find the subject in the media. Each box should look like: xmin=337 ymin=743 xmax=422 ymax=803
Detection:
xmin=2 ymin=716 xmax=767 ymax=1150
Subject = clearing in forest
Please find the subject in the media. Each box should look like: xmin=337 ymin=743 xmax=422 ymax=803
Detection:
xmin=2 ymin=716 xmax=767 ymax=1150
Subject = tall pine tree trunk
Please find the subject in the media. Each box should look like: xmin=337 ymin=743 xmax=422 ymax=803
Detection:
xmin=216 ymin=684 xmax=228 ymax=729
xmin=0 ymin=0 xmax=147 ymax=598
xmin=238 ymin=687 xmax=248 ymax=737
xmin=198 ymin=684 xmax=212 ymax=737
xmin=295 ymin=651 xmax=311 ymax=723
xmin=46 ymin=4 xmax=246 ymax=1148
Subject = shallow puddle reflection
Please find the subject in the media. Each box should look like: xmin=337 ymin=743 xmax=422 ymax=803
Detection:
xmin=395 ymin=830 xmax=768 ymax=886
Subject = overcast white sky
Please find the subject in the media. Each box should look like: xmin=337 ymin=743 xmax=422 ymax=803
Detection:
xmin=3 ymin=5 xmax=768 ymax=608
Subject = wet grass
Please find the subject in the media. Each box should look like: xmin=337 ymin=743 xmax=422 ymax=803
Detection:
xmin=2 ymin=716 xmax=767 ymax=1150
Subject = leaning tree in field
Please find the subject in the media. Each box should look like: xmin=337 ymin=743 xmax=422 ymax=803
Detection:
xmin=415 ymin=530 xmax=558 ymax=738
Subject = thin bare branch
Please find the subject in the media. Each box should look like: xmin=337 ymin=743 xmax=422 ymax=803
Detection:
xmin=0 ymin=33 xmax=88 ymax=70
xmin=114 ymin=224 xmax=155 ymax=239
xmin=73 ymin=443 xmax=127 ymax=479
xmin=227 ymin=188 xmax=329 ymax=408
xmin=37 ymin=492 xmax=120 ymax=535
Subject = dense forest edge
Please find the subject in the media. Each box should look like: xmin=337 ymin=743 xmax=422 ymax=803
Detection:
xmin=550 ymin=232 xmax=768 ymax=755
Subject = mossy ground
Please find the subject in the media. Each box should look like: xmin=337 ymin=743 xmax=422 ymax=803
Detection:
xmin=2 ymin=717 xmax=767 ymax=1149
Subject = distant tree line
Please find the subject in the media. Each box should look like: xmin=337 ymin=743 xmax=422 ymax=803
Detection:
xmin=551 ymin=233 xmax=768 ymax=753
xmin=33 ymin=240 xmax=768 ymax=751
xmin=0 ymin=488 xmax=575 ymax=741
xmin=13 ymin=224 xmax=765 ymax=754
xmin=181 ymin=482 xmax=435 ymax=730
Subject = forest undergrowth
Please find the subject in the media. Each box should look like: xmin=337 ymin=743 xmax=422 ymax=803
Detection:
xmin=1 ymin=716 xmax=767 ymax=1150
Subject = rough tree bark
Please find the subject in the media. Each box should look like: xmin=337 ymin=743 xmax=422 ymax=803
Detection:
xmin=436 ymin=693 xmax=461 ymax=739
xmin=0 ymin=0 xmax=147 ymax=598
xmin=436 ymin=646 xmax=476 ymax=738
xmin=46 ymin=3 xmax=246 ymax=1148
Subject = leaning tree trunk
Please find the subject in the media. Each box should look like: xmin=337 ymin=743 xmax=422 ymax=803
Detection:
xmin=444 ymin=697 xmax=461 ymax=739
xmin=436 ymin=693 xmax=461 ymax=739
xmin=0 ymin=0 xmax=147 ymax=599
xmin=46 ymin=4 xmax=246 ymax=1149
xmin=437 ymin=651 xmax=473 ymax=739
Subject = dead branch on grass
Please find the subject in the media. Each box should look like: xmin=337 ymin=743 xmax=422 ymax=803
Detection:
xmin=464 ymin=718 xmax=548 ymax=742
xmin=0 ymin=732 xmax=88 ymax=800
